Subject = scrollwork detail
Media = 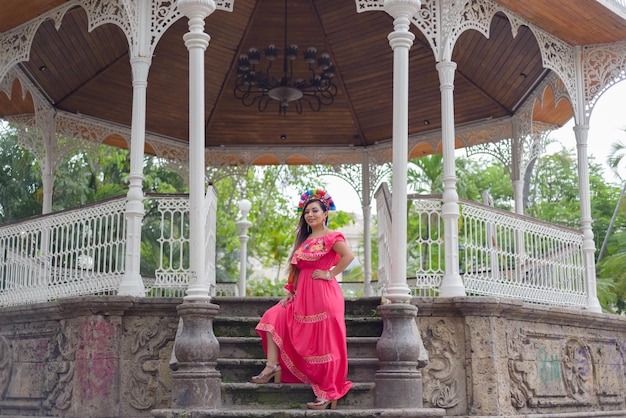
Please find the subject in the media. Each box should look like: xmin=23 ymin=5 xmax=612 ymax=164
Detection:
xmin=562 ymin=337 xmax=594 ymax=404
xmin=0 ymin=336 xmax=13 ymax=399
xmin=42 ymin=320 xmax=78 ymax=412
xmin=422 ymin=319 xmax=460 ymax=409
xmin=127 ymin=319 xmax=175 ymax=411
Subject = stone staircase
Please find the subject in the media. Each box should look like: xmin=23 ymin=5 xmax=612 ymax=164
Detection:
xmin=197 ymin=296 xmax=445 ymax=418
xmin=213 ymin=296 xmax=381 ymax=411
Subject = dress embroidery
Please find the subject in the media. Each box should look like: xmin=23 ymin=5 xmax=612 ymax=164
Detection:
xmin=294 ymin=311 xmax=328 ymax=323
xmin=304 ymin=353 xmax=332 ymax=364
xmin=255 ymin=230 xmax=352 ymax=399
xmin=291 ymin=236 xmax=330 ymax=264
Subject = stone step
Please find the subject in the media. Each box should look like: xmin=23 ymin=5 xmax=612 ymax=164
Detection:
xmin=217 ymin=357 xmax=379 ymax=383
xmin=153 ymin=407 xmax=446 ymax=417
xmin=221 ymin=382 xmax=375 ymax=409
xmin=218 ymin=336 xmax=379 ymax=360
xmin=214 ymin=316 xmax=382 ymax=338
xmin=213 ymin=297 xmax=384 ymax=319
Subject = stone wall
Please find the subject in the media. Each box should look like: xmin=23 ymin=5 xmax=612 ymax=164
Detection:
xmin=0 ymin=297 xmax=179 ymax=418
xmin=417 ymin=297 xmax=626 ymax=417
xmin=0 ymin=296 xmax=624 ymax=417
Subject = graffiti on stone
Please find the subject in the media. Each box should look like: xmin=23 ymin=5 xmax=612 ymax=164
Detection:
xmin=562 ymin=338 xmax=593 ymax=404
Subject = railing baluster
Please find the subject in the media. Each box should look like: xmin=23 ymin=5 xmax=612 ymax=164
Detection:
xmin=403 ymin=194 xmax=586 ymax=307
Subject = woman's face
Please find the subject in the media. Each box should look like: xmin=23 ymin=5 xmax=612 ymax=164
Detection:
xmin=303 ymin=201 xmax=327 ymax=228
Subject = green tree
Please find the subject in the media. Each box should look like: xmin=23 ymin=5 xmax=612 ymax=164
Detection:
xmin=593 ymin=139 xmax=626 ymax=313
xmin=52 ymin=144 xmax=129 ymax=211
xmin=0 ymin=127 xmax=41 ymax=222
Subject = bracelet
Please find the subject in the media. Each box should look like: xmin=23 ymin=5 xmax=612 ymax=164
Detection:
xmin=326 ymin=271 xmax=331 ymax=280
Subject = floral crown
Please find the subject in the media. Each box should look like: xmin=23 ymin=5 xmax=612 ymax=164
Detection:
xmin=298 ymin=189 xmax=336 ymax=213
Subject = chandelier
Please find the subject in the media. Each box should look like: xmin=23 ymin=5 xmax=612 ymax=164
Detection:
xmin=233 ymin=0 xmax=338 ymax=116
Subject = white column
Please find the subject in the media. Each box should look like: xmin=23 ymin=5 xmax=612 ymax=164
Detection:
xmin=511 ymin=137 xmax=524 ymax=215
xmin=437 ymin=60 xmax=466 ymax=297
xmin=118 ymin=56 xmax=150 ymax=297
xmin=573 ymin=124 xmax=602 ymax=312
xmin=236 ymin=199 xmax=252 ymax=297
xmin=384 ymin=1 xmax=420 ymax=303
xmin=512 ymin=179 xmax=524 ymax=214
xmin=41 ymin=118 xmax=56 ymax=215
xmin=362 ymin=152 xmax=373 ymax=296
xmin=572 ymin=46 xmax=601 ymax=312
xmin=41 ymin=170 xmax=54 ymax=214
xmin=178 ymin=0 xmax=215 ymax=301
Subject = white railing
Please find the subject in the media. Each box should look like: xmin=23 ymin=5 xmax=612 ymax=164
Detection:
xmin=0 ymin=191 xmax=219 ymax=306
xmin=459 ymin=198 xmax=585 ymax=307
xmin=410 ymin=195 xmax=445 ymax=297
xmin=146 ymin=188 xmax=218 ymax=297
xmin=147 ymin=194 xmax=190 ymax=297
xmin=375 ymin=187 xmax=587 ymax=308
xmin=374 ymin=183 xmax=392 ymax=296
xmin=0 ymin=197 xmax=127 ymax=306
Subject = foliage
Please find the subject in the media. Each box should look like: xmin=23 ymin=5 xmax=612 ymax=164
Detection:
xmin=247 ymin=277 xmax=287 ymax=296
xmin=5 ymin=122 xmax=626 ymax=307
xmin=0 ymin=126 xmax=42 ymax=221
xmin=52 ymin=144 xmax=129 ymax=211
xmin=211 ymin=166 xmax=354 ymax=284
xmin=597 ymin=248 xmax=626 ymax=314
xmin=594 ymin=139 xmax=626 ymax=313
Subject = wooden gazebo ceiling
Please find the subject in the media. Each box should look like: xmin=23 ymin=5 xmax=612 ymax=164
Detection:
xmin=1 ymin=0 xmax=625 ymax=155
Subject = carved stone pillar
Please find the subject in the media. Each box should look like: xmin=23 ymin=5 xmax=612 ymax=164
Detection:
xmin=170 ymin=302 xmax=221 ymax=409
xmin=375 ymin=303 xmax=424 ymax=408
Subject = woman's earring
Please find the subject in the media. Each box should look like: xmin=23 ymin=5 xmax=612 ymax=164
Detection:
xmin=307 ymin=225 xmax=311 ymax=233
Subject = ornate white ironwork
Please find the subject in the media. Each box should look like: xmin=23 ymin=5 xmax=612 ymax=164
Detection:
xmin=375 ymin=189 xmax=587 ymax=307
xmin=598 ymin=0 xmax=626 ymax=17
xmin=374 ymin=182 xmax=392 ymax=295
xmin=149 ymin=195 xmax=190 ymax=297
xmin=0 ymin=193 xmax=222 ymax=304
xmin=355 ymin=0 xmax=385 ymax=13
xmin=460 ymin=198 xmax=586 ymax=307
xmin=583 ymin=41 xmax=626 ymax=117
xmin=1 ymin=0 xmax=624 ymax=169
xmin=205 ymin=186 xmax=218 ymax=297
xmin=0 ymin=198 xmax=128 ymax=306
xmin=410 ymin=196 xmax=444 ymax=297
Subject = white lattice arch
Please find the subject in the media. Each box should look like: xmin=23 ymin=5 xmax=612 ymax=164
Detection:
xmin=407 ymin=0 xmax=579 ymax=122
xmin=583 ymin=41 xmax=626 ymax=119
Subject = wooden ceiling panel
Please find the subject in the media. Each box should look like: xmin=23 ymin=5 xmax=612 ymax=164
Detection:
xmin=493 ymin=0 xmax=626 ymax=45
xmin=0 ymin=0 xmax=66 ymax=32
xmin=0 ymin=79 xmax=34 ymax=117
xmin=4 ymin=0 xmax=622 ymax=159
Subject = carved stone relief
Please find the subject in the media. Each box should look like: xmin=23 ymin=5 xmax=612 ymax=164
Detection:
xmin=420 ymin=319 xmax=462 ymax=410
xmin=42 ymin=319 xmax=79 ymax=412
xmin=507 ymin=326 xmax=626 ymax=411
xmin=124 ymin=317 xmax=176 ymax=412
xmin=0 ymin=337 xmax=12 ymax=399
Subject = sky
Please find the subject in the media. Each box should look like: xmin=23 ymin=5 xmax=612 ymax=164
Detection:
xmin=324 ymin=81 xmax=626 ymax=215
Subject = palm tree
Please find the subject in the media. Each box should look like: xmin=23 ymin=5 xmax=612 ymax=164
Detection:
xmin=598 ymin=140 xmax=626 ymax=262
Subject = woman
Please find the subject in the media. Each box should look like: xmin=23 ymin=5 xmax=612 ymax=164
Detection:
xmin=252 ymin=189 xmax=354 ymax=410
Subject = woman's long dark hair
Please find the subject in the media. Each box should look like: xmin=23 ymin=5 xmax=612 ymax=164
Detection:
xmin=287 ymin=199 xmax=329 ymax=285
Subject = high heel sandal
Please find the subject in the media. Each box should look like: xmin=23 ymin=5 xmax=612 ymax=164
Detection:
xmin=250 ymin=363 xmax=282 ymax=384
xmin=306 ymin=398 xmax=337 ymax=410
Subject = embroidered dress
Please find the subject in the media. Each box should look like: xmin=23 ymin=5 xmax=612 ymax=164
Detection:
xmin=256 ymin=231 xmax=352 ymax=401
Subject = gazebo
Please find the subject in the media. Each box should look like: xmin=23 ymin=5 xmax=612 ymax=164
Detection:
xmin=1 ymin=0 xmax=626 ymax=416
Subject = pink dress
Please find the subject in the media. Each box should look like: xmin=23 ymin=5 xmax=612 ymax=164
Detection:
xmin=255 ymin=231 xmax=352 ymax=401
